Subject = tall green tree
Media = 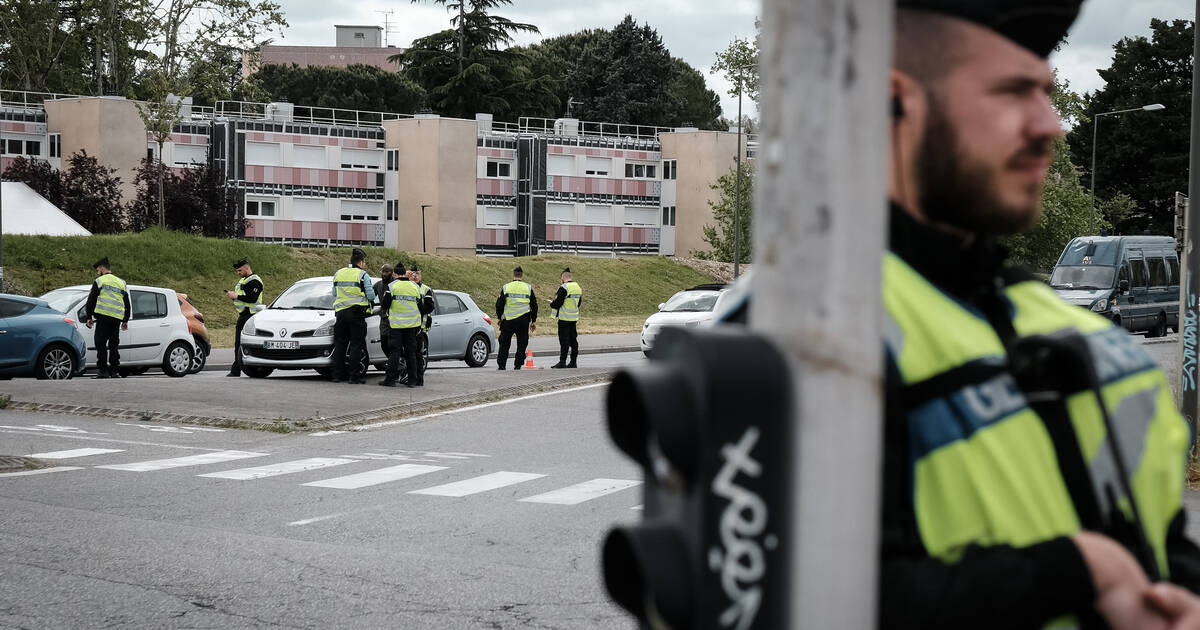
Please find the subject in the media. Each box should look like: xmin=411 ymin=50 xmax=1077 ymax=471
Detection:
xmin=249 ymin=64 xmax=425 ymax=114
xmin=566 ymin=15 xmax=680 ymax=126
xmin=668 ymin=58 xmax=723 ymax=130
xmin=1067 ymin=18 xmax=1192 ymax=236
xmin=511 ymin=29 xmax=608 ymax=118
xmin=712 ymin=35 xmax=759 ymax=106
xmin=693 ymin=161 xmax=753 ymax=264
xmin=61 ymin=150 xmax=128 ymax=234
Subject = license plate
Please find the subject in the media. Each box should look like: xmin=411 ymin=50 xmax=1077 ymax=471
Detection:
xmin=264 ymin=341 xmax=298 ymax=350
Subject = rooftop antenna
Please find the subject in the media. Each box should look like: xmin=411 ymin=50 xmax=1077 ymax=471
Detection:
xmin=566 ymin=97 xmax=577 ymax=118
xmin=377 ymin=9 xmax=397 ymax=47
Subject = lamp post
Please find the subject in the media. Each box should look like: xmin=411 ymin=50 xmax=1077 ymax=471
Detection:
xmin=420 ymin=204 xmax=430 ymax=253
xmin=1089 ymin=103 xmax=1166 ymax=234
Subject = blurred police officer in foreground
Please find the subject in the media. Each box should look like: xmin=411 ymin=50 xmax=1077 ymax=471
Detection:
xmin=495 ymin=266 xmax=536 ymax=370
xmin=225 ymin=258 xmax=263 ymax=378
xmin=83 ymin=257 xmax=130 ymax=379
xmin=879 ymin=1 xmax=1200 ymax=627
xmin=549 ymin=267 xmax=581 ymax=368
xmin=330 ymin=248 xmax=374 ymax=384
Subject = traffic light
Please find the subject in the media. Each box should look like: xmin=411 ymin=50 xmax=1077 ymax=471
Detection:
xmin=602 ymin=326 xmax=792 ymax=629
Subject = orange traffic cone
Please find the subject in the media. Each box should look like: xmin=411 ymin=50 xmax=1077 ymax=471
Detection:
xmin=524 ymin=349 xmax=537 ymax=369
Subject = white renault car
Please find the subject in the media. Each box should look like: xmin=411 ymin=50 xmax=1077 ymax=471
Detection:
xmin=640 ymin=283 xmax=731 ymax=356
xmin=40 ymin=285 xmax=197 ymax=377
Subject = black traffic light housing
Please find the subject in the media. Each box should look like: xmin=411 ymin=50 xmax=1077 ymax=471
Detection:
xmin=603 ymin=326 xmax=792 ymax=629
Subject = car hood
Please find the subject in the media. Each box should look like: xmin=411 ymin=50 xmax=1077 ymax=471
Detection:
xmin=251 ymin=308 xmax=336 ymax=328
xmin=645 ymin=311 xmax=715 ymax=327
xmin=1053 ymin=288 xmax=1110 ymax=306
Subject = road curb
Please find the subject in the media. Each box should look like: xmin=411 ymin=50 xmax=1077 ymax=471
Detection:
xmin=199 ymin=345 xmax=640 ymax=372
xmin=2 ymin=372 xmax=615 ymax=432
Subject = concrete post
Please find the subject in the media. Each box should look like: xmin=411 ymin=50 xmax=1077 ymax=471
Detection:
xmin=1180 ymin=0 xmax=1200 ymax=432
xmin=752 ymin=0 xmax=890 ymax=627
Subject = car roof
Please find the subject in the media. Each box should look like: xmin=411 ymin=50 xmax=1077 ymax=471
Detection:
xmin=50 ymin=284 xmax=178 ymax=293
xmin=0 ymin=293 xmax=49 ymax=307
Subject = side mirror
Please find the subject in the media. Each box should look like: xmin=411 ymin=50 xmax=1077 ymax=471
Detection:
xmin=1119 ymin=279 xmax=1129 ymax=293
xmin=658 ymin=303 xmax=666 ymax=311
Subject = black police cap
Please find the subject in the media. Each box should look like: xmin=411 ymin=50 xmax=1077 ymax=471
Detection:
xmin=233 ymin=258 xmax=249 ymax=269
xmin=409 ymin=264 xmax=420 ymax=273
xmin=898 ymin=0 xmax=1083 ymax=58
xmin=562 ymin=267 xmax=571 ymax=274
xmin=93 ymin=257 xmax=110 ymax=270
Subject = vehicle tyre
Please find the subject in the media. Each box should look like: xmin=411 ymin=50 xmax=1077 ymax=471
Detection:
xmin=162 ymin=341 xmax=194 ymax=377
xmin=464 ymin=333 xmax=490 ymax=368
xmin=418 ymin=333 xmax=428 ymax=375
xmin=642 ymin=350 xmax=651 ymax=358
xmin=131 ymin=366 xmax=150 ymax=375
xmin=1146 ymin=313 xmax=1167 ymax=338
xmin=314 ymin=367 xmax=332 ymax=377
xmin=244 ymin=366 xmax=274 ymax=378
xmin=188 ymin=335 xmax=208 ymax=374
xmin=35 ymin=344 xmax=77 ymax=380
xmin=373 ymin=363 xmax=388 ymax=372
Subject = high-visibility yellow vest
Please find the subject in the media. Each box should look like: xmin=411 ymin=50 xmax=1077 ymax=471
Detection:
xmin=555 ymin=281 xmax=582 ymax=322
xmin=885 ymin=251 xmax=1189 ymax=629
xmin=417 ymin=283 xmax=433 ymax=330
xmin=93 ymin=273 xmax=127 ymax=320
xmin=388 ymin=279 xmax=422 ymax=329
xmin=233 ymin=274 xmax=264 ymax=313
xmin=333 ymin=266 xmax=369 ymax=312
xmin=502 ymin=280 xmax=532 ymax=320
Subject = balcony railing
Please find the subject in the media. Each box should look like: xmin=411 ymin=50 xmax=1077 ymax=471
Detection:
xmin=215 ymin=100 xmax=412 ymax=128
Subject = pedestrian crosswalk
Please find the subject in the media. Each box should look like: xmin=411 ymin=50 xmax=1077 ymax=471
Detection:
xmin=7 ymin=446 xmax=642 ymax=509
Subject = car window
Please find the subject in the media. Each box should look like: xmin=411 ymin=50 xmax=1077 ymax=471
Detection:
xmin=1169 ymin=256 xmax=1181 ymax=285
xmin=39 ymin=288 xmax=88 ymax=314
xmin=435 ymin=293 xmax=465 ymax=315
xmin=273 ymin=281 xmax=335 ymax=310
xmin=1129 ymin=258 xmax=1147 ymax=288
xmin=131 ymin=290 xmax=167 ymax=320
xmin=1148 ymin=257 xmax=1167 ymax=287
xmin=0 ymin=298 xmax=35 ymax=317
xmin=660 ymin=291 xmax=721 ymax=313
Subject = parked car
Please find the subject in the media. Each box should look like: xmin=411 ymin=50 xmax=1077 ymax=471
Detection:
xmin=641 ymin=284 xmax=731 ymax=356
xmin=0 ymin=294 xmax=88 ymax=380
xmin=428 ymin=290 xmax=495 ymax=368
xmin=176 ymin=293 xmax=210 ymax=374
xmin=1050 ymin=235 xmax=1179 ymax=337
xmin=39 ymin=285 xmax=197 ymax=377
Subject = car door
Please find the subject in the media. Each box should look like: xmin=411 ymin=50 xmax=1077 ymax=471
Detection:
xmin=1125 ymin=250 xmax=1150 ymax=331
xmin=430 ymin=293 xmax=471 ymax=359
xmin=0 ymin=298 xmax=37 ymax=368
xmin=126 ymin=289 xmax=170 ymax=362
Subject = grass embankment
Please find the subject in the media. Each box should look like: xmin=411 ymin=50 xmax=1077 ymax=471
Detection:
xmin=3 ymin=229 xmax=717 ymax=346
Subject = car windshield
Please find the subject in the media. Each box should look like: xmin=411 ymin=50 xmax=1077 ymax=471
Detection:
xmin=1050 ymin=265 xmax=1116 ymax=290
xmin=660 ymin=291 xmax=721 ymax=313
xmin=39 ymin=288 xmax=88 ymax=314
xmin=272 ymin=281 xmax=335 ymax=310
xmin=1058 ymin=239 xmax=1119 ymax=266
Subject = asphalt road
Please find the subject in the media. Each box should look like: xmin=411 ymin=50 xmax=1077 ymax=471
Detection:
xmin=0 ymin=384 xmax=643 ymax=629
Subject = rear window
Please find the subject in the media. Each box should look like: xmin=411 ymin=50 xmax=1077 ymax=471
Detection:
xmin=131 ymin=291 xmax=167 ymax=319
xmin=0 ymin=298 xmax=35 ymax=317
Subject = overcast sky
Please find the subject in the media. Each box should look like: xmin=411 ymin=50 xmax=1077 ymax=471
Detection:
xmin=275 ymin=0 xmax=1194 ymax=119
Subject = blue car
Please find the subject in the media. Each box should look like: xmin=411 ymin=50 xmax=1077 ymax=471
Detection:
xmin=0 ymin=293 xmax=88 ymax=380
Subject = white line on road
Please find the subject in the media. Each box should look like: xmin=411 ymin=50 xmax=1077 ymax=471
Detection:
xmin=409 ymin=471 xmax=546 ymax=497
xmin=199 ymin=458 xmax=356 ymax=480
xmin=308 ymin=431 xmax=346 ymax=437
xmin=0 ymin=429 xmax=255 ymax=453
xmin=302 ymin=464 xmax=448 ymax=489
xmin=362 ymin=383 xmax=607 ymax=430
xmin=519 ymin=478 xmax=643 ymax=505
xmin=0 ymin=467 xmax=84 ymax=478
xmin=26 ymin=448 xmax=125 ymax=459
xmin=97 ymin=450 xmax=268 ymax=472
xmin=287 ymin=513 xmax=347 ymax=526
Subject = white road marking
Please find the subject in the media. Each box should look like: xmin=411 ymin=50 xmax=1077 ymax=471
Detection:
xmin=0 ymin=429 xmax=248 ymax=452
xmin=302 ymin=464 xmax=447 ymax=489
xmin=288 ymin=513 xmax=346 ymax=526
xmin=409 ymin=471 xmax=546 ymax=497
xmin=308 ymin=431 xmax=346 ymax=437
xmin=199 ymin=458 xmax=356 ymax=480
xmin=519 ymin=478 xmax=643 ymax=505
xmin=362 ymin=383 xmax=606 ymax=430
xmin=631 ymin=505 xmax=643 ymax=511
xmin=0 ymin=425 xmax=107 ymax=435
xmin=115 ymin=423 xmax=226 ymax=434
xmin=97 ymin=450 xmax=268 ymax=472
xmin=0 ymin=467 xmax=84 ymax=478
xmin=26 ymin=448 xmax=124 ymax=459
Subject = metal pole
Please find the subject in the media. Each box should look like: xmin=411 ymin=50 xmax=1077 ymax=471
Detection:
xmin=1179 ymin=0 xmax=1200 ymax=432
xmin=734 ymin=85 xmax=743 ymax=278
xmin=420 ymin=204 xmax=430 ymax=253
xmin=755 ymin=0 xmax=888 ymax=627
xmin=1090 ymin=114 xmax=1099 ymax=235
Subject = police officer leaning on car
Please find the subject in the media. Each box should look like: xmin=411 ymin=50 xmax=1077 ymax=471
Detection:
xmin=225 ymin=257 xmax=263 ymax=378
xmin=330 ymin=248 xmax=375 ymax=384
xmin=83 ymin=256 xmax=130 ymax=379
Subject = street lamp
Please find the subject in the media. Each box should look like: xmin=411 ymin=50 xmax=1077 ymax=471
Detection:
xmin=419 ymin=204 xmax=431 ymax=253
xmin=1089 ymin=103 xmax=1166 ymax=234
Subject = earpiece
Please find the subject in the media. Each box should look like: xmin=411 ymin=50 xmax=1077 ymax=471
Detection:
xmin=891 ymin=96 xmax=905 ymax=119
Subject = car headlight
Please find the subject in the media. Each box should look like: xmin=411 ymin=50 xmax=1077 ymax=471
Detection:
xmin=684 ymin=320 xmax=700 ymax=328
xmin=313 ymin=320 xmax=335 ymax=337
xmin=1090 ymin=298 xmax=1108 ymax=313
xmin=242 ymin=318 xmax=256 ymax=337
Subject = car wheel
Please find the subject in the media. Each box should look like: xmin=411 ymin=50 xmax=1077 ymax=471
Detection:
xmin=189 ymin=336 xmax=208 ymax=374
xmin=642 ymin=350 xmax=651 ymax=358
xmin=1146 ymin=313 xmax=1167 ymax=338
xmin=314 ymin=367 xmax=331 ymax=377
xmin=131 ymin=366 xmax=150 ymax=375
xmin=464 ymin=333 xmax=490 ymax=368
xmin=35 ymin=344 xmax=77 ymax=380
xmin=418 ymin=333 xmax=429 ymax=375
xmin=244 ymin=366 xmax=274 ymax=378
xmin=162 ymin=341 xmax=193 ymax=377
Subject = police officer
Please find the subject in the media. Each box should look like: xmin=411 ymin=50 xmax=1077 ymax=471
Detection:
xmin=330 ymin=248 xmax=375 ymax=384
xmin=373 ymin=264 xmax=396 ymax=359
xmin=495 ymin=266 xmax=537 ymax=370
xmin=549 ymin=267 xmax=581 ymax=368
xmin=225 ymin=257 xmax=263 ymax=377
xmin=409 ymin=265 xmax=434 ymax=333
xmin=379 ymin=266 xmax=432 ymax=387
xmin=83 ymin=257 xmax=130 ymax=379
xmin=880 ymin=2 xmax=1200 ymax=627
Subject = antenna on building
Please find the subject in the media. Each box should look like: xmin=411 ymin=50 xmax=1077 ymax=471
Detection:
xmin=566 ymin=97 xmax=577 ymax=118
xmin=377 ymin=9 xmax=397 ymax=47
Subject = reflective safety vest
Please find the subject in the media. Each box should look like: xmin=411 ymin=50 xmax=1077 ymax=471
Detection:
xmin=388 ymin=279 xmax=422 ymax=329
xmin=884 ymin=252 xmax=1189 ymax=629
xmin=502 ymin=280 xmax=532 ymax=320
xmin=417 ymin=283 xmax=433 ymax=330
xmin=93 ymin=273 xmax=127 ymax=320
xmin=555 ymin=281 xmax=582 ymax=322
xmin=233 ymin=274 xmax=264 ymax=313
xmin=333 ymin=266 xmax=369 ymax=312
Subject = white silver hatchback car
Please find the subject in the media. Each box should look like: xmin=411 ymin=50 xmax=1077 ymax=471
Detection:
xmin=40 ymin=285 xmax=197 ymax=377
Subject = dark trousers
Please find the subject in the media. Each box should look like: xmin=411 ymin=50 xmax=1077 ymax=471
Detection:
xmin=379 ymin=322 xmax=391 ymax=358
xmin=385 ymin=326 xmax=421 ymax=384
xmin=558 ymin=320 xmax=578 ymax=364
xmin=331 ymin=308 xmax=367 ymax=380
xmin=94 ymin=316 xmax=121 ymax=374
xmin=497 ymin=314 xmax=531 ymax=369
xmin=230 ymin=309 xmax=252 ymax=375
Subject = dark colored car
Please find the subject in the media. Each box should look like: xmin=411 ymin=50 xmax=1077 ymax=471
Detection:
xmin=0 ymin=294 xmax=88 ymax=380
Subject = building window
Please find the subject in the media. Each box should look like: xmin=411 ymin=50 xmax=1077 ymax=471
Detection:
xmin=246 ymin=200 xmax=276 ymax=217
xmin=24 ymin=140 xmax=39 ymax=156
xmin=585 ymin=157 xmax=610 ymax=176
xmin=484 ymin=206 xmax=516 ymax=228
xmin=7 ymin=139 xmax=23 ymax=154
xmin=387 ymin=149 xmax=399 ymax=171
xmin=486 ymin=160 xmax=512 ymax=177
xmin=662 ymin=206 xmax=676 ymax=226
xmin=662 ymin=159 xmax=677 ymax=180
xmin=355 ymin=31 xmax=365 ymax=39
xmin=49 ymin=134 xmax=61 ymax=158
xmin=386 ymin=200 xmax=398 ymax=221
xmin=624 ymin=163 xmax=657 ymax=179
xmin=547 ymin=203 xmax=575 ymax=224
xmin=585 ymin=204 xmax=611 ymax=225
